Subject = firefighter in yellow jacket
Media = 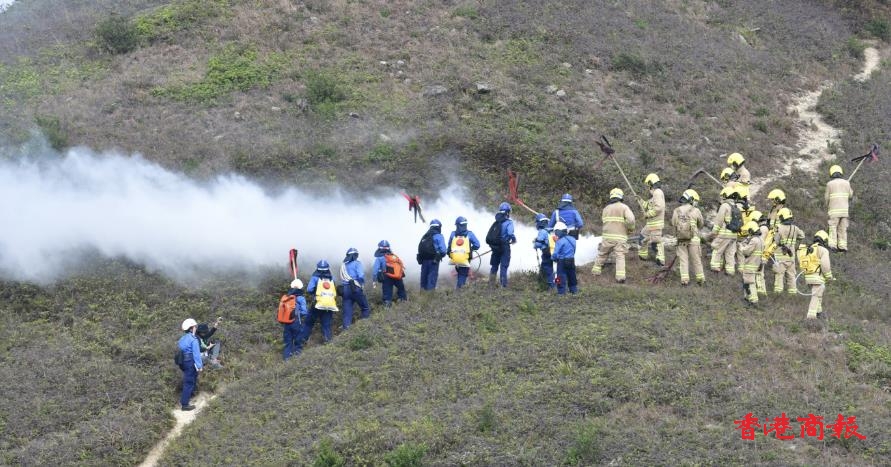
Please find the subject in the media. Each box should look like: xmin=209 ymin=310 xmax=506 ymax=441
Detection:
xmin=670 ymin=189 xmax=704 ymax=285
xmin=766 ymin=189 xmax=786 ymax=229
xmin=728 ymin=152 xmax=751 ymax=186
xmin=825 ymin=165 xmax=853 ymax=252
xmin=737 ymin=221 xmax=763 ymax=306
xmin=592 ymin=188 xmax=636 ymax=283
xmin=747 ymin=210 xmax=768 ymax=296
xmin=638 ymin=173 xmax=666 ymax=265
xmin=720 ymin=167 xmax=738 ymax=191
xmin=708 ymin=187 xmax=739 ymax=275
xmin=801 ymin=230 xmax=833 ymax=319
xmin=772 ymin=208 xmax=805 ymax=295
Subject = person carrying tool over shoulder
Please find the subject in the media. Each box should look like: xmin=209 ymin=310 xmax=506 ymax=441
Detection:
xmin=670 ymin=189 xmax=705 ymax=286
xmin=279 ymin=279 xmax=308 ymax=360
xmin=592 ymin=188 xmax=636 ymax=283
xmin=339 ymin=247 xmax=370 ymax=330
xmin=737 ymin=221 xmax=763 ymax=307
xmin=487 ymin=202 xmax=517 ymax=288
xmin=825 ymin=165 xmax=853 ymax=252
xmin=552 ymin=222 xmax=578 ymax=294
xmin=771 ymin=208 xmax=805 ymax=295
xmin=728 ymin=152 xmax=751 ymax=186
xmin=417 ymin=219 xmax=447 ymax=290
xmin=372 ymin=240 xmax=407 ymax=307
xmin=720 ymin=167 xmax=739 ymax=191
xmin=707 ymin=186 xmax=741 ymax=275
xmin=447 ymin=216 xmax=480 ymax=289
xmin=800 ymin=230 xmax=833 ymax=319
xmin=638 ymin=173 xmax=666 ymax=266
xmin=296 ymin=260 xmax=338 ymax=351
xmin=747 ymin=210 xmax=769 ymax=296
xmin=548 ymin=194 xmax=584 ymax=239
xmin=766 ymin=189 xmax=787 ymax=229
xmin=533 ymin=213 xmax=555 ymax=289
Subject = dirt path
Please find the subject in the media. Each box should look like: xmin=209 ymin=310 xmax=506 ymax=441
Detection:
xmin=749 ymin=46 xmax=882 ymax=197
xmin=139 ymin=392 xmax=217 ymax=467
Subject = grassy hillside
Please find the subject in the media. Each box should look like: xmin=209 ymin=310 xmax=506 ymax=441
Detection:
xmin=1 ymin=0 xmax=891 ymax=465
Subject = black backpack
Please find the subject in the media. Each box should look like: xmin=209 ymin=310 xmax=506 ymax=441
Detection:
xmin=727 ymin=203 xmax=743 ymax=233
xmin=417 ymin=231 xmax=437 ymax=260
xmin=485 ymin=219 xmax=505 ymax=247
xmin=174 ymin=348 xmax=184 ymax=367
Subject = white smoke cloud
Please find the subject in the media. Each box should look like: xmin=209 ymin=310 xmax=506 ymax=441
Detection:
xmin=0 ymin=143 xmax=600 ymax=284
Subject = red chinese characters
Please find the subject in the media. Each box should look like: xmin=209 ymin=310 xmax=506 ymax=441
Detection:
xmin=735 ymin=413 xmax=866 ymax=440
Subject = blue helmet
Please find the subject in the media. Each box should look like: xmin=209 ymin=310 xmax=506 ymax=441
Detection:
xmin=346 ymin=247 xmax=358 ymax=256
xmin=377 ymin=240 xmax=390 ymax=250
xmin=535 ymin=213 xmax=548 ymax=225
xmin=561 ymin=193 xmax=573 ymax=203
xmin=429 ymin=219 xmax=442 ymax=227
xmin=498 ymin=202 xmax=511 ymax=212
xmin=316 ymin=260 xmax=330 ymax=271
xmin=455 ymin=216 xmax=467 ymax=226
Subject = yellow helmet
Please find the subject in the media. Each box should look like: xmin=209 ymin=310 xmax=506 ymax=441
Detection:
xmin=609 ymin=188 xmax=624 ymax=200
xmin=735 ymin=185 xmax=749 ymax=200
xmin=829 ymin=165 xmax=843 ymax=177
xmin=814 ymin=230 xmax=829 ymax=244
xmin=777 ymin=207 xmax=793 ymax=222
xmin=742 ymin=221 xmax=759 ymax=236
xmin=749 ymin=210 xmax=763 ymax=223
xmin=767 ymin=189 xmax=786 ymax=203
xmin=681 ymin=189 xmax=700 ymax=203
xmin=720 ymin=167 xmax=734 ymax=181
xmin=727 ymin=152 xmax=745 ymax=168
xmin=720 ymin=186 xmax=733 ymax=199
xmin=644 ymin=173 xmax=660 ymax=187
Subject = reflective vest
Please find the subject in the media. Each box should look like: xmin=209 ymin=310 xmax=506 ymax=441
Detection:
xmin=314 ymin=278 xmax=338 ymax=311
xmin=549 ymin=233 xmax=557 ymax=256
xmin=449 ymin=235 xmax=471 ymax=267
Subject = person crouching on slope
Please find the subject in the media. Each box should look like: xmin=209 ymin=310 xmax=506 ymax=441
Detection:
xmin=297 ymin=260 xmax=339 ymax=351
xmin=533 ymin=213 xmax=555 ymax=289
xmin=591 ymin=188 xmax=636 ymax=283
xmin=447 ymin=216 xmax=480 ymax=289
xmin=339 ymin=247 xmax=370 ymax=330
xmin=737 ymin=221 xmax=763 ymax=307
xmin=373 ymin=240 xmax=408 ymax=307
xmin=417 ymin=219 xmax=447 ymax=290
xmin=487 ymin=202 xmax=517 ymax=288
xmin=552 ymin=222 xmax=578 ymax=294
xmin=280 ymin=279 xmax=308 ymax=360
xmin=177 ymin=318 xmax=203 ymax=411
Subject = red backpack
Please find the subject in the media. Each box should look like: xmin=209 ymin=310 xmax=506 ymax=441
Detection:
xmin=384 ymin=253 xmax=405 ymax=279
xmin=277 ymin=294 xmax=296 ymax=324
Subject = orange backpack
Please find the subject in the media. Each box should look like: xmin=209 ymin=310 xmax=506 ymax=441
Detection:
xmin=384 ymin=253 xmax=405 ymax=279
xmin=277 ymin=294 xmax=296 ymax=324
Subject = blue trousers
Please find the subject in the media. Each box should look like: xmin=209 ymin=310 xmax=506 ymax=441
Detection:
xmin=282 ymin=320 xmax=303 ymax=360
xmin=341 ymin=284 xmax=370 ymax=329
xmin=490 ymin=246 xmax=511 ymax=287
xmin=382 ymin=276 xmax=407 ymax=304
xmin=455 ymin=266 xmax=470 ymax=288
xmin=420 ymin=259 xmax=440 ymax=290
xmin=180 ymin=358 xmax=198 ymax=407
xmin=556 ymin=258 xmax=578 ymax=294
xmin=296 ymin=308 xmax=333 ymax=352
xmin=539 ymin=253 xmax=554 ymax=288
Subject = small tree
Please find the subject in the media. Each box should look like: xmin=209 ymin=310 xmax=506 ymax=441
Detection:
xmin=94 ymin=15 xmax=139 ymax=55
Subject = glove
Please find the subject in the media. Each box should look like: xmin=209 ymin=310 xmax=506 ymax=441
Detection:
xmin=637 ymin=199 xmax=648 ymax=211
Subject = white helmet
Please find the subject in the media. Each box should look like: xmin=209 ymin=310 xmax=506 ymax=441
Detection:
xmin=181 ymin=318 xmax=198 ymax=331
xmin=554 ymin=222 xmax=568 ymax=231
xmin=290 ymin=279 xmax=303 ymax=289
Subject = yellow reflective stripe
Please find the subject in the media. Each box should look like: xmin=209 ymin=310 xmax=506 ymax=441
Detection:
xmin=646 ymin=220 xmax=664 ymax=228
xmin=827 ymin=209 xmax=848 ymax=215
xmin=602 ymin=216 xmax=625 ymax=222
xmin=602 ymin=234 xmax=627 ymax=241
xmin=829 ymin=193 xmax=849 ymax=198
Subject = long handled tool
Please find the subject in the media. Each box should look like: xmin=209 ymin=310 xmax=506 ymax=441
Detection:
xmin=401 ymin=193 xmax=426 ymax=223
xmin=687 ymin=167 xmax=723 ymax=188
xmin=506 ymin=169 xmax=540 ymax=215
xmin=288 ymin=248 xmax=299 ymax=279
xmin=848 ymin=143 xmax=879 ymax=182
xmin=596 ymin=135 xmax=639 ymax=199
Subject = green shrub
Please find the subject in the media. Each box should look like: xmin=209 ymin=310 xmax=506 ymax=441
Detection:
xmin=383 ymin=442 xmax=427 ymax=467
xmin=846 ymin=37 xmax=866 ymax=59
xmin=305 ymin=71 xmax=348 ymax=113
xmin=153 ymin=44 xmax=282 ymax=103
xmin=35 ymin=115 xmax=68 ymax=151
xmin=865 ymin=18 xmax=890 ymax=42
xmin=134 ymin=0 xmax=230 ymax=42
xmin=454 ymin=6 xmax=479 ymax=19
xmin=366 ymin=143 xmax=395 ymax=163
xmin=564 ymin=421 xmax=603 ymax=465
xmin=348 ymin=333 xmax=374 ymax=351
xmin=476 ymin=403 xmax=497 ymax=433
xmin=314 ymin=438 xmax=345 ymax=467
xmin=94 ymin=15 xmax=140 ymax=55
xmin=610 ymin=52 xmax=662 ymax=77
